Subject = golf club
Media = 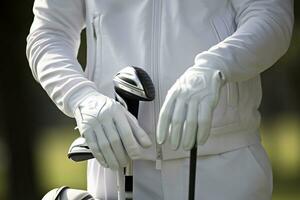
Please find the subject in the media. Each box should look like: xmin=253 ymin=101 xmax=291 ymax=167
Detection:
xmin=189 ymin=146 xmax=197 ymax=200
xmin=68 ymin=66 xmax=155 ymax=200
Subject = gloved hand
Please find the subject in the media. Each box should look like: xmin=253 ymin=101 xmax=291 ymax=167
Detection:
xmin=157 ymin=67 xmax=225 ymax=150
xmin=74 ymin=92 xmax=152 ymax=170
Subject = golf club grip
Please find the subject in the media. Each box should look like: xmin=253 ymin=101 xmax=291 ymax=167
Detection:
xmin=188 ymin=145 xmax=197 ymax=200
xmin=119 ymin=97 xmax=137 ymax=199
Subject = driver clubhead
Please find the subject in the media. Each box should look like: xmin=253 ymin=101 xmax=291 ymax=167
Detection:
xmin=113 ymin=66 xmax=155 ymax=101
xmin=68 ymin=137 xmax=93 ymax=162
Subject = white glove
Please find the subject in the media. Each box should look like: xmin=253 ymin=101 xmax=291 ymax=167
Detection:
xmin=157 ymin=67 xmax=225 ymax=150
xmin=74 ymin=92 xmax=152 ymax=170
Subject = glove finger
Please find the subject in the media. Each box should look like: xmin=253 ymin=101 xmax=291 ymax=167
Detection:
xmin=156 ymin=89 xmax=178 ymax=144
xmin=182 ymin=99 xmax=198 ymax=150
xmin=170 ymin=98 xmax=186 ymax=150
xmin=124 ymin=110 xmax=152 ymax=148
xmin=83 ymin=129 xmax=108 ymax=168
xmin=94 ymin=123 xmax=119 ymax=170
xmin=197 ymin=101 xmax=213 ymax=145
xmin=113 ymin=110 xmax=141 ymax=160
xmin=102 ymin=119 xmax=129 ymax=167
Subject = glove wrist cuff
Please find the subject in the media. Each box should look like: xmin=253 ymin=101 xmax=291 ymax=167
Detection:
xmin=189 ymin=65 xmax=226 ymax=84
xmin=68 ymin=86 xmax=100 ymax=117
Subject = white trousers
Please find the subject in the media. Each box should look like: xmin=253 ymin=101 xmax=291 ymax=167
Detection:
xmin=87 ymin=143 xmax=272 ymax=200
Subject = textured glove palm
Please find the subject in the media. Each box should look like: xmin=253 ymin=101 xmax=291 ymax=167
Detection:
xmin=74 ymin=92 xmax=152 ymax=170
xmin=157 ymin=67 xmax=225 ymax=150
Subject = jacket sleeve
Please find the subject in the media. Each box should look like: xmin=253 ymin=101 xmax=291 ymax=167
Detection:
xmin=26 ymin=0 xmax=98 ymax=117
xmin=194 ymin=0 xmax=294 ymax=82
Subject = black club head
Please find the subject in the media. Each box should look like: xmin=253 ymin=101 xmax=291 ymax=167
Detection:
xmin=113 ymin=66 xmax=155 ymax=101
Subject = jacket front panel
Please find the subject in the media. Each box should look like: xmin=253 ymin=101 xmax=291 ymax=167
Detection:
xmin=27 ymin=0 xmax=293 ymax=161
xmin=85 ymin=0 xmax=262 ymax=160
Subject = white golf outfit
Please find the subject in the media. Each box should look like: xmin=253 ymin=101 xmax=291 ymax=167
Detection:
xmin=26 ymin=0 xmax=293 ymax=199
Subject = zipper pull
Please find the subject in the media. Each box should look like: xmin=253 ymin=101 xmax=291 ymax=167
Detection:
xmin=156 ymin=159 xmax=162 ymax=170
xmin=155 ymin=147 xmax=162 ymax=170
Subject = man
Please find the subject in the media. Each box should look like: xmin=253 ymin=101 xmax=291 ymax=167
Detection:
xmin=27 ymin=0 xmax=294 ymax=199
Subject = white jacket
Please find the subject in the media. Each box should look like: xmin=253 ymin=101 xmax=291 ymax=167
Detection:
xmin=27 ymin=0 xmax=293 ymax=161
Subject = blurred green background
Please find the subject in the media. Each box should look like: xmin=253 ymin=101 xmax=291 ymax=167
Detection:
xmin=0 ymin=1 xmax=300 ymax=200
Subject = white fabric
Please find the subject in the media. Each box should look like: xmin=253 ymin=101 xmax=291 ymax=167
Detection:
xmin=157 ymin=67 xmax=225 ymax=150
xmin=26 ymin=0 xmax=294 ymax=160
xmin=87 ymin=143 xmax=272 ymax=200
xmin=26 ymin=0 xmax=291 ymax=199
xmin=74 ymin=91 xmax=152 ymax=169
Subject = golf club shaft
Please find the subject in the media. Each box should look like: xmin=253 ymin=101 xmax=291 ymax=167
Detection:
xmin=116 ymin=96 xmax=137 ymax=200
xmin=188 ymin=145 xmax=197 ymax=200
xmin=68 ymin=66 xmax=155 ymax=200
xmin=117 ymin=169 xmax=126 ymax=200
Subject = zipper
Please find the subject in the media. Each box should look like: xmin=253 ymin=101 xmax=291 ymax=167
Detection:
xmin=210 ymin=19 xmax=222 ymax=42
xmin=91 ymin=15 xmax=102 ymax=82
xmin=152 ymin=0 xmax=162 ymax=169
